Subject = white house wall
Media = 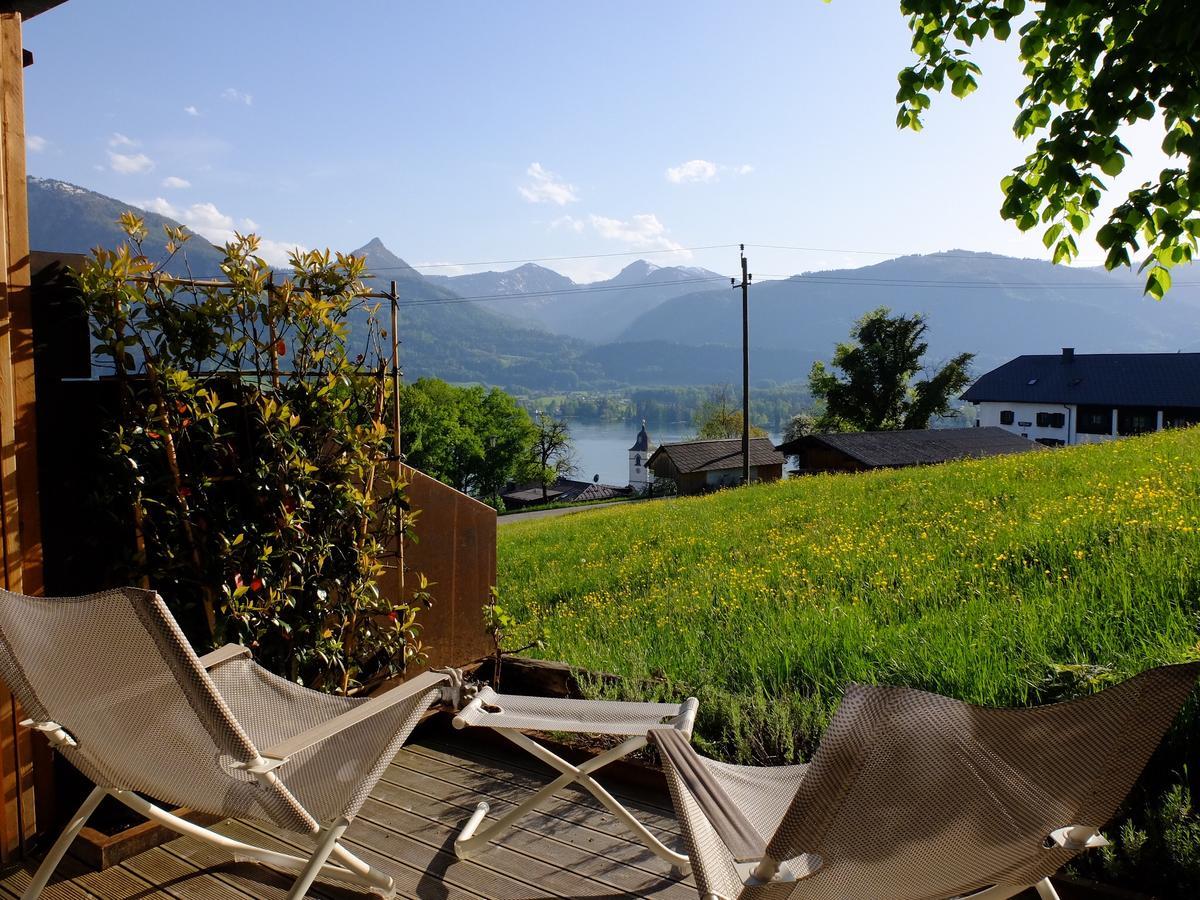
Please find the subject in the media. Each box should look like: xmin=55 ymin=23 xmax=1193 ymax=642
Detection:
xmin=975 ymin=401 xmax=1086 ymax=445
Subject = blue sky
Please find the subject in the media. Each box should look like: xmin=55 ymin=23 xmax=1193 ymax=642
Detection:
xmin=22 ymin=1 xmax=1168 ymax=281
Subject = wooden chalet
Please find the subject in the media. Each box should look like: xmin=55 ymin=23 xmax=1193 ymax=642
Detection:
xmin=645 ymin=438 xmax=784 ymax=494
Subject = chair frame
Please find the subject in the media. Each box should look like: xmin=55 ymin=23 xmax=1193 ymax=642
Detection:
xmin=452 ymin=689 xmax=699 ymax=871
xmin=19 ymin=644 xmax=459 ymax=900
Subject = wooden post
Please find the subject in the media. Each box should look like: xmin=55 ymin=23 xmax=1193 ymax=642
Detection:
xmin=0 ymin=9 xmax=42 ymax=860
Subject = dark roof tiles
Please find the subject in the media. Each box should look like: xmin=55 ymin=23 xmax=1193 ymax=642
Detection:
xmin=777 ymin=427 xmax=1040 ymax=469
xmin=962 ymin=352 xmax=1200 ymax=407
xmin=647 ymin=438 xmax=785 ymax=474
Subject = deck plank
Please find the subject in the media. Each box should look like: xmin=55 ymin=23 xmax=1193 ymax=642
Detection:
xmin=0 ymin=730 xmax=691 ymax=899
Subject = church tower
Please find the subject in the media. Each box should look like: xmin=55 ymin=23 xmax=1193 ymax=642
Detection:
xmin=628 ymin=421 xmax=654 ymax=491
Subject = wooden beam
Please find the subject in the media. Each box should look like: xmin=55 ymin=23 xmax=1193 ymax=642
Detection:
xmin=0 ymin=9 xmax=40 ymax=860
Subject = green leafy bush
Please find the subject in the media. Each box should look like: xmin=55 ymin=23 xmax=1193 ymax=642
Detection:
xmin=77 ymin=215 xmax=424 ymax=693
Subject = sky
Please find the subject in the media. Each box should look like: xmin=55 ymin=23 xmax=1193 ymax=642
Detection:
xmin=22 ymin=1 xmax=1171 ymax=282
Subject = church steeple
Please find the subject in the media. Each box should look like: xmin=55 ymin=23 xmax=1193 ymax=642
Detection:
xmin=628 ymin=420 xmax=654 ymax=490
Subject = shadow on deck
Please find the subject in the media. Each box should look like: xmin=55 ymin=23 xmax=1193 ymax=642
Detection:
xmin=0 ymin=725 xmax=694 ymax=899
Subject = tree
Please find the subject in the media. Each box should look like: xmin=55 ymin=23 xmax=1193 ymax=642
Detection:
xmin=530 ymin=412 xmax=577 ymax=501
xmin=782 ymin=412 xmax=819 ymax=444
xmin=895 ymin=0 xmax=1200 ymax=298
xmin=692 ymin=386 xmax=769 ymax=440
xmin=399 ymin=378 xmax=537 ymax=505
xmin=809 ymin=307 xmax=974 ymax=431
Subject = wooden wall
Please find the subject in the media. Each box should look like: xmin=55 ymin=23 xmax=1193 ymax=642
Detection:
xmin=0 ymin=10 xmax=41 ymax=861
xmin=401 ymin=468 xmax=495 ymax=671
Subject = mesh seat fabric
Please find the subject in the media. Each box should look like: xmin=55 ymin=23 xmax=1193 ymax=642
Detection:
xmin=663 ymin=663 xmax=1199 ymax=900
xmin=209 ymin=657 xmax=441 ymax=822
xmin=0 ymin=587 xmax=442 ymax=833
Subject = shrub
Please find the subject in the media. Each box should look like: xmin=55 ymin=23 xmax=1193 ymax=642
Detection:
xmin=76 ymin=216 xmax=425 ymax=693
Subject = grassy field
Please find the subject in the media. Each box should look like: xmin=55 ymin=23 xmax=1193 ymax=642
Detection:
xmin=497 ymin=427 xmax=1200 ymax=891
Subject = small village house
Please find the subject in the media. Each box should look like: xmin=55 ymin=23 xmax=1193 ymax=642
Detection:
xmin=646 ymin=437 xmax=784 ymax=494
xmin=500 ymin=477 xmax=632 ymax=510
xmin=777 ymin=426 xmax=1040 ymax=475
xmin=963 ymin=349 xmax=1200 ymax=446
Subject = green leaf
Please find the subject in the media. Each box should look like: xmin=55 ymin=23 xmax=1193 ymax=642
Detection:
xmin=1145 ymin=266 xmax=1171 ymax=300
xmin=1100 ymin=153 xmax=1125 ymax=177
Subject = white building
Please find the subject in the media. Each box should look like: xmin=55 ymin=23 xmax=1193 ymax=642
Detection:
xmin=628 ymin=421 xmax=654 ymax=490
xmin=962 ymin=348 xmax=1200 ymax=446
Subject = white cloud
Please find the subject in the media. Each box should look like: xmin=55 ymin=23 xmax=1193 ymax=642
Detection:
xmin=184 ymin=105 xmax=200 ymax=117
xmin=140 ymin=198 xmax=302 ymax=267
xmin=550 ymin=214 xmax=585 ymax=233
xmin=666 ymin=159 xmax=718 ymax=184
xmin=588 ymin=213 xmax=687 ymax=254
xmin=161 ymin=175 xmax=191 ymax=189
xmin=25 ymin=135 xmax=46 ymax=152
xmin=665 ymin=159 xmax=754 ymax=183
xmin=108 ymin=132 xmax=137 ymax=148
xmin=222 ymin=87 xmax=253 ymax=106
xmin=109 ymin=151 xmax=154 ymax=174
xmin=142 ymin=197 xmax=179 ymax=217
xmin=519 ymin=162 xmax=578 ymax=205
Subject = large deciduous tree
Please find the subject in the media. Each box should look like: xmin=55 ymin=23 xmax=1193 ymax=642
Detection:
xmin=399 ymin=378 xmax=537 ymax=505
xmin=809 ymin=307 xmax=974 ymax=431
xmin=895 ymin=0 xmax=1200 ymax=298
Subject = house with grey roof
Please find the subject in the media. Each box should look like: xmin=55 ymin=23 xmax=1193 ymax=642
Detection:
xmin=777 ymin=427 xmax=1040 ymax=475
xmin=646 ymin=438 xmax=784 ymax=494
xmin=961 ymin=349 xmax=1200 ymax=446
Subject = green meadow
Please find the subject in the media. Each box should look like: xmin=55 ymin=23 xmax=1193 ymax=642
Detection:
xmin=497 ymin=428 xmax=1200 ymax=891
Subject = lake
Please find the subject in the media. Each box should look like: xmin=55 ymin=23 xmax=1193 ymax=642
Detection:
xmin=566 ymin=420 xmax=783 ymax=487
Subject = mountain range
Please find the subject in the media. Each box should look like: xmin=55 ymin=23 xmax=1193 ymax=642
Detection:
xmin=26 ymin=175 xmax=1200 ymax=394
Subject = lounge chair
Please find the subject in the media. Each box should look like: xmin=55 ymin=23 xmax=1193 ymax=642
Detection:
xmin=452 ymin=684 xmax=699 ymax=870
xmin=0 ymin=587 xmax=460 ymax=900
xmin=647 ymin=662 xmax=1199 ymax=900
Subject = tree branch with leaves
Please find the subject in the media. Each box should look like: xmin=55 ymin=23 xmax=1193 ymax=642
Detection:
xmin=894 ymin=0 xmax=1200 ymax=298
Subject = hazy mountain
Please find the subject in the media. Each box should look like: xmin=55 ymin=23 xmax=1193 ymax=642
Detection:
xmin=618 ymin=251 xmax=1200 ymax=374
xmin=430 ymin=259 xmax=726 ymax=342
xmin=427 ymin=262 xmax=574 ymax=297
xmin=27 ymin=176 xmax=227 ymax=274
xmin=33 ymin=177 xmax=1200 ymax=395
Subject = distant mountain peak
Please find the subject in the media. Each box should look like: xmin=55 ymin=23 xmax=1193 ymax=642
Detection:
xmin=349 ymin=237 xmax=422 ymax=279
xmin=616 ymin=259 xmax=660 ymax=278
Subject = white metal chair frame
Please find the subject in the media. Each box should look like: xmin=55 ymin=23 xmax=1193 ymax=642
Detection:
xmin=20 ymin=645 xmax=461 ymax=900
xmin=452 ymin=687 xmax=699 ymax=871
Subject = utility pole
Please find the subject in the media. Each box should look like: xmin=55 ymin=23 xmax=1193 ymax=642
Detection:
xmin=732 ymin=245 xmax=751 ymax=484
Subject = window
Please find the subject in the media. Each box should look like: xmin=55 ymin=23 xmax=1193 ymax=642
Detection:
xmin=1118 ymin=407 xmax=1157 ymax=436
xmin=1077 ymin=405 xmax=1112 ymax=435
xmin=1037 ymin=412 xmax=1066 ymax=428
xmin=999 ymin=410 xmax=1015 ymax=425
xmin=1036 ymin=412 xmax=1050 ymax=427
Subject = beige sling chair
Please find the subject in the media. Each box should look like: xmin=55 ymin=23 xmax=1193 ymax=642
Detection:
xmin=0 ymin=587 xmax=459 ymax=900
xmin=647 ymin=662 xmax=1199 ymax=900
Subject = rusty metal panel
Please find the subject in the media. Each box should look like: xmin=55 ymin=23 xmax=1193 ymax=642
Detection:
xmin=401 ymin=467 xmax=495 ymax=671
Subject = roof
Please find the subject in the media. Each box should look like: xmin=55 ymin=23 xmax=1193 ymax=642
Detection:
xmin=962 ymin=352 xmax=1200 ymax=407
xmin=501 ymin=478 xmax=633 ymax=505
xmin=0 ymin=2 xmax=67 ymax=19
xmin=647 ymin=438 xmax=785 ymax=474
xmin=629 ymin=421 xmax=652 ymax=452
xmin=778 ymin=427 xmax=1040 ymax=469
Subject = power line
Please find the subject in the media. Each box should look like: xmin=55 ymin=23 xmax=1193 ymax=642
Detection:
xmin=366 ymin=243 xmax=739 ymax=273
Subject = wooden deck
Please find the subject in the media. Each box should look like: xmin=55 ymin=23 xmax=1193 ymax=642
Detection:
xmin=0 ymin=726 xmax=695 ymax=899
